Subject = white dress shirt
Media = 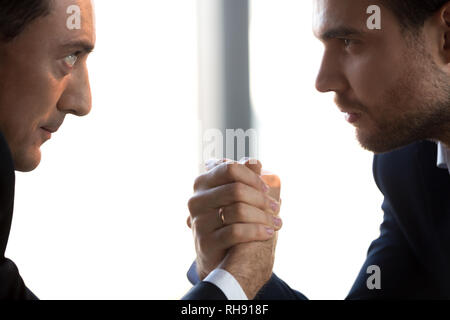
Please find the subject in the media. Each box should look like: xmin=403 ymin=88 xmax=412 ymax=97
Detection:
xmin=437 ymin=142 xmax=450 ymax=174
xmin=206 ymin=142 xmax=450 ymax=300
xmin=204 ymin=268 xmax=248 ymax=300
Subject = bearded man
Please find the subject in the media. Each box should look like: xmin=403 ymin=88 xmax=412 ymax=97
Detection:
xmin=184 ymin=0 xmax=450 ymax=300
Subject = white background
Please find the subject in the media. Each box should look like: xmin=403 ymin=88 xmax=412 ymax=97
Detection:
xmin=6 ymin=0 xmax=384 ymax=300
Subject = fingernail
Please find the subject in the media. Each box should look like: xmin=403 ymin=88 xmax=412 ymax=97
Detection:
xmin=273 ymin=217 xmax=282 ymax=227
xmin=262 ymin=183 xmax=270 ymax=193
xmin=271 ymin=201 xmax=279 ymax=212
xmin=266 ymin=227 xmax=274 ymax=235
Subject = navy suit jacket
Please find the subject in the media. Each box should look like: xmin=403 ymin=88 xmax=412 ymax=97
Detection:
xmin=0 ymin=132 xmax=37 ymax=300
xmin=183 ymin=141 xmax=450 ymax=300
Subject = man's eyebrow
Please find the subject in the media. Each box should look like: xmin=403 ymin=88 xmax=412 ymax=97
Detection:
xmin=60 ymin=40 xmax=95 ymax=54
xmin=319 ymin=27 xmax=366 ymax=40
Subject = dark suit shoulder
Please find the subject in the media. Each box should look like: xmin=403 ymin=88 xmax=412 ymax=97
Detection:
xmin=366 ymin=140 xmax=450 ymax=298
xmin=372 ymin=141 xmax=437 ymax=195
xmin=373 ymin=140 xmax=450 ymax=220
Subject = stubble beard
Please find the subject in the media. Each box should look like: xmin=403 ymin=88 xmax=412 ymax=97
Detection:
xmin=356 ymin=45 xmax=450 ymax=154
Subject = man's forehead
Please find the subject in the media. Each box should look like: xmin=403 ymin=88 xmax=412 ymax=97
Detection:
xmin=313 ymin=0 xmax=379 ymax=39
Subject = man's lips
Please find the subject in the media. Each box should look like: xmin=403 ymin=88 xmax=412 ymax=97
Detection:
xmin=334 ymin=93 xmax=366 ymax=125
xmin=344 ymin=112 xmax=362 ymax=124
xmin=338 ymin=108 xmax=362 ymax=124
xmin=41 ymin=127 xmax=58 ymax=134
xmin=40 ymin=125 xmax=61 ymax=141
xmin=41 ymin=121 xmax=64 ymax=133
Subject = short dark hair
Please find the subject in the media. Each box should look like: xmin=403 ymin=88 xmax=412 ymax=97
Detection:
xmin=0 ymin=0 xmax=52 ymax=41
xmin=382 ymin=0 xmax=448 ymax=31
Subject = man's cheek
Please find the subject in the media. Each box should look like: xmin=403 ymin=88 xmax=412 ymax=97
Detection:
xmin=47 ymin=76 xmax=70 ymax=105
xmin=350 ymin=67 xmax=386 ymax=110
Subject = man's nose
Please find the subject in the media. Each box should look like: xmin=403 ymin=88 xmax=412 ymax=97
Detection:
xmin=315 ymin=50 xmax=347 ymax=94
xmin=57 ymin=66 xmax=92 ymax=117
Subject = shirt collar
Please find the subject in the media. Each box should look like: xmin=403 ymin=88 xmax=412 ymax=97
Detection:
xmin=437 ymin=141 xmax=450 ymax=175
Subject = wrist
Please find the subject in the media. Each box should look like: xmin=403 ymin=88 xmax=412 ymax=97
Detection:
xmin=195 ymin=260 xmax=211 ymax=281
xmin=225 ymin=270 xmax=261 ymax=299
xmin=219 ymin=243 xmax=274 ymax=299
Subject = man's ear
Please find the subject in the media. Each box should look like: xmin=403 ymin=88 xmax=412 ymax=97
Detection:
xmin=441 ymin=2 xmax=450 ymax=62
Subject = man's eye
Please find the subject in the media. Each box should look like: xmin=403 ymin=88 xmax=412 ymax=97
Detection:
xmin=343 ymin=39 xmax=352 ymax=47
xmin=341 ymin=38 xmax=359 ymax=48
xmin=64 ymin=54 xmax=79 ymax=67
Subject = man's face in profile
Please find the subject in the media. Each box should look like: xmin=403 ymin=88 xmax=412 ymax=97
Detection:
xmin=313 ymin=0 xmax=450 ymax=153
xmin=0 ymin=0 xmax=96 ymax=172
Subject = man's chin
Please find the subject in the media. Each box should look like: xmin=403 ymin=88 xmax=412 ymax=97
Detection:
xmin=13 ymin=149 xmax=42 ymax=172
xmin=355 ymin=128 xmax=410 ymax=154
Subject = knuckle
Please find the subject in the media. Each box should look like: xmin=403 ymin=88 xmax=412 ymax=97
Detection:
xmin=187 ymin=196 xmax=198 ymax=213
xmin=191 ymin=216 xmax=201 ymax=231
xmin=264 ymin=196 xmax=272 ymax=211
xmin=253 ymin=225 xmax=263 ymax=238
xmin=186 ymin=216 xmax=192 ymax=228
xmin=233 ymin=203 xmax=248 ymax=222
xmin=265 ymin=212 xmax=274 ymax=225
xmin=224 ymin=162 xmax=239 ymax=180
xmin=257 ymin=224 xmax=269 ymax=239
xmin=262 ymin=224 xmax=271 ymax=237
xmin=248 ymin=158 xmax=262 ymax=168
xmin=228 ymin=224 xmax=243 ymax=240
xmin=193 ymin=174 xmax=204 ymax=191
xmin=230 ymin=182 xmax=245 ymax=201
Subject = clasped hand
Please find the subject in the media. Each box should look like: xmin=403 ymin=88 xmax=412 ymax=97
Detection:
xmin=187 ymin=158 xmax=282 ymax=299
